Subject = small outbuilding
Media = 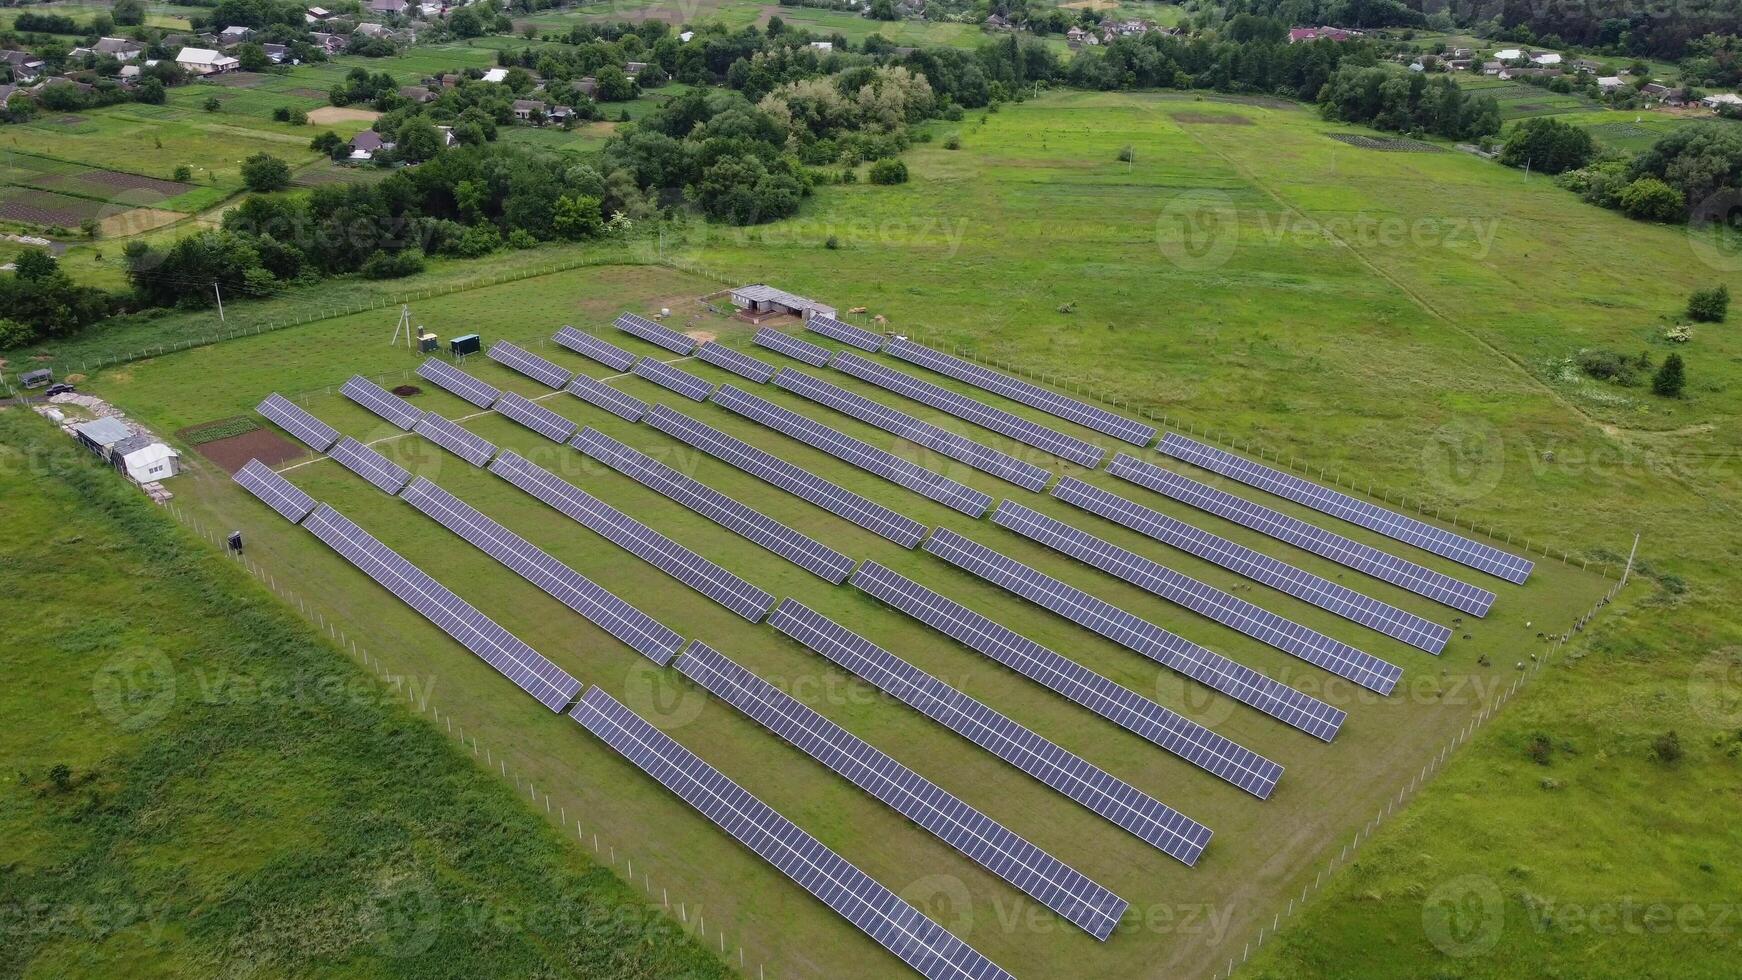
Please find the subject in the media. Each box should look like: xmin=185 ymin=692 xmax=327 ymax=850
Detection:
xmin=110 ymin=434 xmax=181 ymax=483
xmin=730 ymin=284 xmax=837 ymax=322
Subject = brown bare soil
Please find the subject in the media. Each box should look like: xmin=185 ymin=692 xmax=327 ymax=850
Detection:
xmin=193 ymin=427 xmax=306 ymax=473
xmin=1172 ymin=112 xmax=1255 ymax=125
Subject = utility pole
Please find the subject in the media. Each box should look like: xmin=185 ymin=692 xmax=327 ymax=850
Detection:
xmin=213 ymin=282 xmax=225 ymax=322
xmin=1620 ymin=532 xmax=1641 ymax=586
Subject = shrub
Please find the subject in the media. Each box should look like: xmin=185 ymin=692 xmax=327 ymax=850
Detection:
xmin=272 ymin=106 xmax=291 ymax=122
xmin=0 ymin=317 xmax=34 ymax=350
xmin=868 ymin=158 xmax=908 ymax=185
xmin=1576 ymin=348 xmax=1650 ymax=385
xmin=824 ymin=235 xmax=839 ymax=250
xmin=240 ymin=154 xmax=292 ymax=192
xmin=203 ymin=96 xmax=221 ymax=112
xmin=290 ymin=109 xmax=308 ymax=126
xmin=172 ymin=165 xmax=193 ymax=182
xmin=944 ymin=134 xmax=960 ymax=150
xmin=1618 ymin=177 xmax=1684 ymax=222
xmin=1499 ymin=117 xmax=1594 ymax=174
xmin=1652 ymin=353 xmax=1686 ymax=397
xmin=1687 ymin=284 xmax=1729 ymax=322
xmin=360 ymin=249 xmax=425 ymax=279
xmin=507 ymin=228 xmax=538 ymax=249
xmin=1651 ymin=730 xmax=1683 ymax=763
xmin=1525 ymin=733 xmax=1553 ymax=765
xmin=1118 ymin=146 xmax=1134 ymax=162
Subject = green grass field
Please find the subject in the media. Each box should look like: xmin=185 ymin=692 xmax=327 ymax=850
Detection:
xmin=21 ymin=89 xmax=1742 ymax=979
xmin=516 ymin=0 xmax=992 ymax=50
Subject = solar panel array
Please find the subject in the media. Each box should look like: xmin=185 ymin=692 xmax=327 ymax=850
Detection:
xmin=564 ymin=373 xmax=649 ymax=422
xmin=851 ymin=561 xmax=1282 ymax=799
xmin=494 ymin=391 xmax=578 ymax=443
xmin=675 ymin=641 xmax=1128 ymax=941
xmin=697 ymin=341 xmax=777 ymax=383
xmin=885 ymin=338 xmax=1156 ymax=447
xmin=1160 ymin=433 xmax=1535 ymax=584
xmin=993 ymin=502 xmax=1403 ymax=695
xmin=924 ymin=528 xmax=1346 ymax=742
xmin=1107 ymin=454 xmax=1496 ymax=617
xmin=303 ymin=503 xmax=581 ymax=711
xmin=490 ymin=451 xmax=775 ymax=622
xmin=645 ymin=406 xmax=928 ymax=549
xmin=399 ymin=477 xmax=684 ymax=664
xmin=767 ymin=600 xmax=1212 ymax=865
xmin=487 ymin=340 xmax=574 ymax=390
xmin=614 ymin=311 xmax=697 ymax=355
xmin=417 ymin=358 xmax=500 ymax=408
xmin=328 ymin=436 xmax=413 ymax=494
xmin=713 ymin=385 xmax=994 ymax=518
xmin=572 ymin=428 xmax=855 ymax=584
xmin=570 ymin=688 xmax=1014 ymax=980
xmin=413 ymin=412 xmax=499 ymax=468
xmin=806 ymin=313 xmax=885 ymax=352
xmin=633 ymin=357 xmax=716 ymax=402
xmin=1053 ymin=478 xmax=1452 ymax=653
xmin=341 ymin=375 xmax=421 ymax=431
xmin=553 ymin=325 xmax=639 ymax=371
xmin=755 ymin=327 xmax=833 ymax=367
xmin=831 ymin=352 xmax=1105 ymax=468
xmin=774 ymin=370 xmax=1053 ymax=492
xmin=233 ymin=458 xmax=316 ymax=523
xmin=257 ymin=393 xmax=339 ymax=452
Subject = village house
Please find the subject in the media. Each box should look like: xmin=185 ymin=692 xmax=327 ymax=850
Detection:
xmin=0 ymin=84 xmax=19 ymax=108
xmin=809 ymin=41 xmax=832 ymax=52
xmin=1701 ymin=92 xmax=1742 ymax=110
xmin=511 ymin=98 xmax=545 ymax=122
xmin=310 ymin=32 xmax=347 ymax=54
xmin=400 ymin=84 xmax=436 ymax=104
xmin=1288 ymin=26 xmax=1358 ymax=43
xmin=1597 ymin=75 xmax=1626 ymax=93
xmin=306 ymin=6 xmax=333 ymax=20
xmin=92 ymin=37 xmax=145 ymax=61
xmin=262 ymin=43 xmax=289 ymax=64
xmin=175 ymin=47 xmax=241 ymax=75
xmin=368 ymin=0 xmax=409 ymax=14
xmin=0 ymin=50 xmax=46 ymax=83
xmin=217 ymin=25 xmax=255 ymax=46
xmin=347 ymin=129 xmax=393 ymax=161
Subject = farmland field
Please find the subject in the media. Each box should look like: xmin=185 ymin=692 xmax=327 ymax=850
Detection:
xmin=516 ymin=0 xmax=992 ymax=49
xmin=47 ymin=88 xmax=1742 ymax=980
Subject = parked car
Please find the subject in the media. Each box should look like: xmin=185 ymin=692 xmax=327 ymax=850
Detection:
xmin=44 ymin=382 xmax=76 ymax=396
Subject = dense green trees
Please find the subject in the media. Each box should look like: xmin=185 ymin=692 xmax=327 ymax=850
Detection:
xmin=1500 ymin=117 xmax=1596 ymax=174
xmin=1318 ymin=66 xmax=1500 ymax=140
xmin=1653 ymin=353 xmax=1686 ymax=397
xmin=1687 ymin=285 xmax=1730 ymax=322
xmin=240 ymin=153 xmax=292 ymax=192
xmin=0 ymin=250 xmax=117 ymax=345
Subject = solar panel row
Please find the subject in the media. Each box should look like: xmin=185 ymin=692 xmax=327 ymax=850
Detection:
xmin=572 ymin=428 xmax=855 ymax=584
xmin=923 ymin=528 xmax=1346 ymax=742
xmin=494 ymin=390 xmax=579 ymax=443
xmin=570 ymin=688 xmax=1015 ymax=980
xmin=413 ymin=412 xmax=499 ymax=468
xmin=850 ymin=561 xmax=1282 ymax=799
xmin=257 ymin=393 xmax=339 ymax=452
xmin=884 ymin=338 xmax=1156 ymax=447
xmin=1160 ymin=433 xmax=1534 ymax=584
xmin=565 ymin=373 xmax=650 ymax=422
xmin=774 ymin=369 xmax=1053 ymax=492
xmin=614 ymin=311 xmax=697 ymax=355
xmin=399 ymin=477 xmax=685 ymax=664
xmin=341 ymin=375 xmax=421 ymax=431
xmin=645 ymin=406 xmax=928 ymax=549
xmin=766 ymin=600 xmax=1212 ymax=865
xmin=233 ymin=458 xmax=316 ymax=523
xmin=831 ymin=352 xmax=1105 ymax=468
xmin=304 ymin=503 xmax=581 ymax=710
xmin=328 ymin=436 xmax=413 ymax=494
xmin=713 ymin=385 xmax=993 ymax=518
xmin=633 ymin=357 xmax=716 ymax=402
xmin=1106 ymin=454 xmax=1496 ymax=617
xmin=417 ymin=358 xmax=500 ymax=408
xmin=487 ymin=340 xmax=574 ymax=390
xmin=675 ymin=641 xmax=1128 ymax=941
xmin=993 ymin=502 xmax=1403 ymax=695
xmin=806 ymin=313 xmax=885 ymax=352
xmin=489 ymin=450 xmax=775 ymax=622
xmin=553 ymin=325 xmax=639 ymax=371
xmin=697 ymin=341 xmax=777 ymax=383
xmin=1052 ymin=478 xmax=1452 ymax=653
xmin=755 ymin=327 xmax=833 ymax=367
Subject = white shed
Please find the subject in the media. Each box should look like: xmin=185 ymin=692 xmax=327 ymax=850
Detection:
xmin=110 ymin=434 xmax=181 ymax=483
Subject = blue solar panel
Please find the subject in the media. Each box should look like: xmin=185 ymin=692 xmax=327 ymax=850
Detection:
xmin=614 ymin=312 xmax=697 ymax=355
xmin=233 ymin=458 xmax=315 ymax=523
xmin=675 ymin=641 xmax=1128 ymax=940
xmin=489 ymin=450 xmax=775 ymax=622
xmin=399 ymin=477 xmax=684 ymax=664
xmin=767 ymin=600 xmax=1213 ymax=865
xmin=257 ymin=393 xmax=339 ymax=452
xmin=850 ymin=561 xmax=1282 ymax=799
xmin=494 ymin=391 xmax=578 ymax=443
xmin=712 ymin=384 xmax=993 ymax=518
xmin=755 ymin=328 xmax=833 ymax=366
xmin=1052 ymin=477 xmax=1452 ymax=654
xmin=487 ymin=340 xmax=573 ymax=389
xmin=993 ymin=501 xmax=1403 ymax=695
xmin=644 ymin=405 xmax=927 ymax=549
xmin=633 ymin=358 xmax=715 ymax=402
xmin=774 ymin=369 xmax=1053 ymax=492
xmin=553 ymin=325 xmax=639 ymax=371
xmin=417 ymin=358 xmax=500 ymax=409
xmin=884 ymin=338 xmax=1155 ymax=447
xmin=923 ymin=527 xmax=1346 ymax=742
xmin=696 ymin=342 xmax=777 ymax=383
xmin=570 ymin=688 xmax=1015 ymax=980
xmin=303 ymin=503 xmax=581 ymax=711
xmin=1107 ymin=454 xmax=1496 ymax=617
xmin=412 ymin=412 xmax=498 ymax=468
xmin=831 ymin=352 xmax=1105 ymax=468
xmin=328 ymin=436 xmax=412 ymax=494
xmin=565 ymin=373 xmax=649 ymax=422
xmin=1160 ymin=433 xmax=1534 ymax=584
xmin=572 ymin=428 xmax=855 ymax=584
xmin=341 ymin=375 xmax=421 ymax=431
xmin=806 ymin=313 xmax=885 ymax=352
